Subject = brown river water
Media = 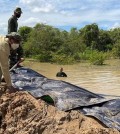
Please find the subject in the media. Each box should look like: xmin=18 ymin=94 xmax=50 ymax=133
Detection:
xmin=23 ymin=59 xmax=120 ymax=97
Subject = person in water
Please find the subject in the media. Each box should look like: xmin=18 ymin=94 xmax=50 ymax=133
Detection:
xmin=56 ymin=68 xmax=67 ymax=77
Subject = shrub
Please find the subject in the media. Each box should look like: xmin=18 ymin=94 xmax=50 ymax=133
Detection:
xmin=51 ymin=54 xmax=74 ymax=64
xmin=112 ymin=42 xmax=120 ymax=58
xmin=35 ymin=53 xmax=52 ymax=62
xmin=89 ymin=50 xmax=106 ymax=65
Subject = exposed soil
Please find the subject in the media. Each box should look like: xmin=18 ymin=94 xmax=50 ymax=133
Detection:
xmin=0 ymin=85 xmax=119 ymax=134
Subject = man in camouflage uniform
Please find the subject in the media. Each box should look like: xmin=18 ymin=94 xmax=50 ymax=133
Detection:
xmin=8 ymin=7 xmax=24 ymax=68
xmin=0 ymin=32 xmax=22 ymax=93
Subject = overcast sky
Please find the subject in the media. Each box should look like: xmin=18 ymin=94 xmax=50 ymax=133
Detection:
xmin=0 ymin=0 xmax=120 ymax=35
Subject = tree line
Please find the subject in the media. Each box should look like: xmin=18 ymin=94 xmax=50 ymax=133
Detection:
xmin=18 ymin=23 xmax=120 ymax=65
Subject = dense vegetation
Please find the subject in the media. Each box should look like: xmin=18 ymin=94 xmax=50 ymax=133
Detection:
xmin=18 ymin=23 xmax=120 ymax=65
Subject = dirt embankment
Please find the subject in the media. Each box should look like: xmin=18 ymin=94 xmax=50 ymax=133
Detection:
xmin=0 ymin=86 xmax=119 ymax=134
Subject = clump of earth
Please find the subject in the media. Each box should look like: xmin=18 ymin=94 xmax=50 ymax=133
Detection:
xmin=0 ymin=85 xmax=119 ymax=134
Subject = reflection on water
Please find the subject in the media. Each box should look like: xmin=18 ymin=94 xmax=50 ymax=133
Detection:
xmin=23 ymin=59 xmax=120 ymax=96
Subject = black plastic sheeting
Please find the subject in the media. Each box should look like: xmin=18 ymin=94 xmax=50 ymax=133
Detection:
xmin=79 ymin=99 xmax=120 ymax=131
xmin=10 ymin=67 xmax=120 ymax=131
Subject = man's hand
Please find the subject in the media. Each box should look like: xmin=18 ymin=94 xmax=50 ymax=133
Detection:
xmin=20 ymin=58 xmax=25 ymax=62
xmin=17 ymin=58 xmax=25 ymax=66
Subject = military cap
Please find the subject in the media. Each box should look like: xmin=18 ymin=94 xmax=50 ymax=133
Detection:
xmin=14 ymin=7 xmax=23 ymax=14
xmin=6 ymin=32 xmax=22 ymax=41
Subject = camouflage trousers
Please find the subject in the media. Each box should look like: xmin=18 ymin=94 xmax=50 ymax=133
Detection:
xmin=9 ymin=59 xmax=18 ymax=69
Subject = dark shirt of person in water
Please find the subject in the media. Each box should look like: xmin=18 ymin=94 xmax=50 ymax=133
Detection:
xmin=56 ymin=68 xmax=67 ymax=77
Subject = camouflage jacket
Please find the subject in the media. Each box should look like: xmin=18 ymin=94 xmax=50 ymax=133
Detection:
xmin=8 ymin=15 xmax=23 ymax=67
xmin=8 ymin=15 xmax=18 ymax=34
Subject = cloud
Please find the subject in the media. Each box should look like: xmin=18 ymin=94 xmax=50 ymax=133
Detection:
xmin=23 ymin=17 xmax=40 ymax=24
xmin=21 ymin=17 xmax=46 ymax=26
xmin=0 ymin=0 xmax=120 ymax=34
xmin=111 ymin=22 xmax=120 ymax=29
xmin=0 ymin=22 xmax=7 ymax=35
xmin=20 ymin=0 xmax=56 ymax=13
xmin=0 ymin=0 xmax=20 ymax=13
xmin=32 ymin=4 xmax=54 ymax=13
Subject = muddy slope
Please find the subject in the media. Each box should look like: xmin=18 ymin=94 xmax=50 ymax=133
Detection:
xmin=0 ymin=86 xmax=119 ymax=134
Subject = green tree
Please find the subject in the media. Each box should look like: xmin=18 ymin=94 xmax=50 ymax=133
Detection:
xmin=98 ymin=30 xmax=113 ymax=51
xmin=80 ymin=23 xmax=99 ymax=48
xmin=109 ymin=28 xmax=120 ymax=43
xmin=18 ymin=26 xmax=32 ymax=42
xmin=21 ymin=22 xmax=120 ymax=63
xmin=112 ymin=41 xmax=120 ymax=58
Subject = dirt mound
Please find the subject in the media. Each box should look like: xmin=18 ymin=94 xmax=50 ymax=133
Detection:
xmin=0 ymin=86 xmax=119 ymax=134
